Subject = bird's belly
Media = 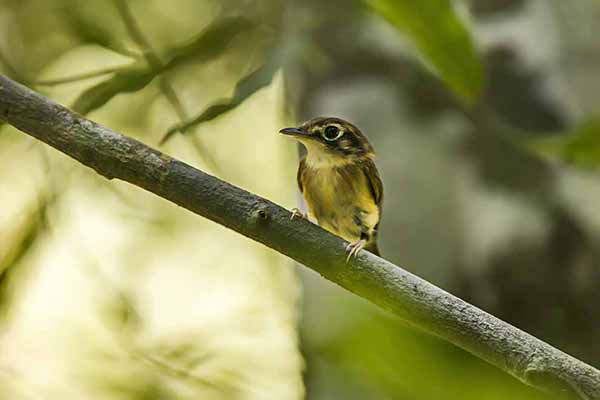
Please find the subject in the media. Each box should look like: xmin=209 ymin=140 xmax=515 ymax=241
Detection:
xmin=303 ymin=168 xmax=379 ymax=242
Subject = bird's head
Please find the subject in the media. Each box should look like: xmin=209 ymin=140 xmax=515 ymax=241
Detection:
xmin=279 ymin=117 xmax=374 ymax=166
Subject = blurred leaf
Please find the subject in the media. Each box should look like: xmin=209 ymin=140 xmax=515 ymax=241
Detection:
xmin=70 ymin=16 xmax=258 ymax=117
xmin=0 ymin=190 xmax=55 ymax=321
xmin=160 ymin=54 xmax=279 ymax=144
xmin=528 ymin=118 xmax=600 ymax=168
xmin=366 ymin=0 xmax=484 ymax=103
xmin=35 ymin=66 xmax=129 ymax=86
xmin=0 ymin=220 xmax=42 ymax=313
xmin=67 ymin=14 xmax=118 ymax=51
xmin=71 ymin=62 xmax=155 ymax=115
xmin=65 ymin=1 xmax=139 ymax=58
xmin=163 ymin=16 xmax=257 ymax=71
xmin=313 ymin=311 xmax=550 ymax=400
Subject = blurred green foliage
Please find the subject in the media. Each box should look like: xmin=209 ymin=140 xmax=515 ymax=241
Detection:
xmin=366 ymin=0 xmax=484 ymax=103
xmin=71 ymin=60 xmax=156 ymax=115
xmin=314 ymin=315 xmax=547 ymax=400
xmin=529 ymin=118 xmax=600 ymax=168
xmin=160 ymin=43 xmax=282 ymax=144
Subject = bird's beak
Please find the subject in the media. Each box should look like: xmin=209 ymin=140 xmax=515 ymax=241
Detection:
xmin=279 ymin=127 xmax=309 ymax=137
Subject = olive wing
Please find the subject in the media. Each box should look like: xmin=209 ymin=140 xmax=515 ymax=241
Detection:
xmin=362 ymin=159 xmax=383 ymax=209
xmin=297 ymin=158 xmax=306 ymax=193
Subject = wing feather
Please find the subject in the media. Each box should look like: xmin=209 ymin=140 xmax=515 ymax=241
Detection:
xmin=362 ymin=159 xmax=383 ymax=208
xmin=297 ymin=158 xmax=306 ymax=193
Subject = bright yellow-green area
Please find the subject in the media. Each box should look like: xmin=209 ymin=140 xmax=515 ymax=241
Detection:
xmin=528 ymin=117 xmax=600 ymax=168
xmin=0 ymin=1 xmax=303 ymax=399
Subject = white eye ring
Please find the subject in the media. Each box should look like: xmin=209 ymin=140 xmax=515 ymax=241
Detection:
xmin=322 ymin=126 xmax=343 ymax=141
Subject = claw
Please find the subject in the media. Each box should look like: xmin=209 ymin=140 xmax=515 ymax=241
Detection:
xmin=345 ymin=239 xmax=367 ymax=263
xmin=290 ymin=207 xmax=307 ymax=221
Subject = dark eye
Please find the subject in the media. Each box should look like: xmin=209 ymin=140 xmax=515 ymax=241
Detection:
xmin=323 ymin=126 xmax=342 ymax=141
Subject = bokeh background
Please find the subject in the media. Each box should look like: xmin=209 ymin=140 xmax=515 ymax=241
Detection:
xmin=1 ymin=0 xmax=599 ymax=399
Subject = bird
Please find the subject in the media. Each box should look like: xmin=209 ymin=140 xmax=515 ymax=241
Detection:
xmin=280 ymin=117 xmax=383 ymax=261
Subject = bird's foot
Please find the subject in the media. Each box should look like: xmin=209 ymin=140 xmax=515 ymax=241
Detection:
xmin=345 ymin=239 xmax=367 ymax=263
xmin=290 ymin=207 xmax=307 ymax=221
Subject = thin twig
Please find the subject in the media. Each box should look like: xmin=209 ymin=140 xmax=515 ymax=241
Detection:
xmin=113 ymin=0 xmax=162 ymax=69
xmin=159 ymin=79 xmax=187 ymax=121
xmin=157 ymin=79 xmax=223 ymax=174
xmin=134 ymin=351 xmax=219 ymax=389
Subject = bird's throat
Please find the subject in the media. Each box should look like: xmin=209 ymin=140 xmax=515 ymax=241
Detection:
xmin=303 ymin=145 xmax=352 ymax=169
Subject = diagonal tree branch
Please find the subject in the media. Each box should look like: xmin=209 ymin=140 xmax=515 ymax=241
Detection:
xmin=0 ymin=75 xmax=599 ymax=400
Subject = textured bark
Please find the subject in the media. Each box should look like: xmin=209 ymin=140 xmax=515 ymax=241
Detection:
xmin=1 ymin=75 xmax=599 ymax=399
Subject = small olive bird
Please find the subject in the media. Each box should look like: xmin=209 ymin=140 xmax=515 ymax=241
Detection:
xmin=280 ymin=117 xmax=383 ymax=261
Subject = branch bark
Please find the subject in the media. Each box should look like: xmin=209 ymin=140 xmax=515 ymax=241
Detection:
xmin=1 ymin=75 xmax=599 ymax=399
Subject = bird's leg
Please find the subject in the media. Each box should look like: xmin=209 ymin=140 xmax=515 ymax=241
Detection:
xmin=290 ymin=207 xmax=307 ymax=220
xmin=345 ymin=239 xmax=367 ymax=262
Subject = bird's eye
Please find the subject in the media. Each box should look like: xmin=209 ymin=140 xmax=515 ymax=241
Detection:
xmin=323 ymin=126 xmax=343 ymax=141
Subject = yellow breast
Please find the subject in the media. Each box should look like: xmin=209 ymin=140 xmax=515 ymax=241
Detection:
xmin=301 ymin=162 xmax=379 ymax=242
